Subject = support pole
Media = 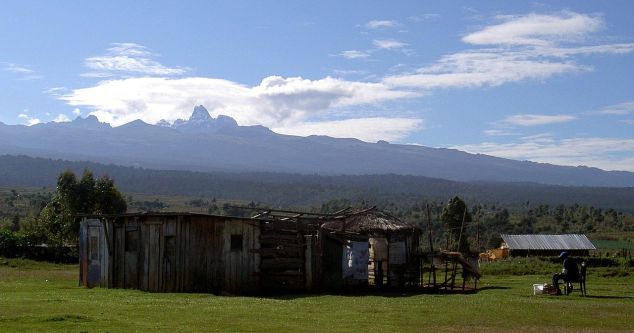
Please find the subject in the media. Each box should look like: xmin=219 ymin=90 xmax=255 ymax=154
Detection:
xmin=426 ymin=204 xmax=436 ymax=287
xmin=450 ymin=207 xmax=467 ymax=290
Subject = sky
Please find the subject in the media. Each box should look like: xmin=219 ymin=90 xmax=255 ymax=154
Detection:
xmin=1 ymin=1 xmax=634 ymax=171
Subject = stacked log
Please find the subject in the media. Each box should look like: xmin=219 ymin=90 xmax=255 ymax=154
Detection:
xmin=258 ymin=223 xmax=304 ymax=291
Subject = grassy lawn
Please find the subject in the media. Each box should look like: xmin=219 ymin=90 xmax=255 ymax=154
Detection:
xmin=1 ymin=258 xmax=633 ymax=332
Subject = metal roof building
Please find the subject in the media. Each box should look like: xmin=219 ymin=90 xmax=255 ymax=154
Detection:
xmin=500 ymin=234 xmax=596 ymax=256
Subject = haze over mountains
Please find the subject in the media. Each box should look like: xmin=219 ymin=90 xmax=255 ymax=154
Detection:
xmin=1 ymin=105 xmax=633 ymax=187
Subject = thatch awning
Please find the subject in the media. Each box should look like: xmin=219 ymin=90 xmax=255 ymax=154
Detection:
xmin=321 ymin=208 xmax=419 ymax=234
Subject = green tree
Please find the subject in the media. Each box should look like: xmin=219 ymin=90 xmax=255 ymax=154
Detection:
xmin=76 ymin=170 xmax=96 ymax=213
xmin=441 ymin=196 xmax=472 ymax=252
xmin=94 ymin=176 xmax=127 ymax=214
xmin=10 ymin=215 xmax=20 ymax=232
xmin=38 ymin=169 xmax=127 ymax=245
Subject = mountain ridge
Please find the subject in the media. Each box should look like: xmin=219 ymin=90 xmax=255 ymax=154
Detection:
xmin=1 ymin=105 xmax=633 ymax=187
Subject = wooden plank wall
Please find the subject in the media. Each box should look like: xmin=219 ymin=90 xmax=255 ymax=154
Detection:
xmin=124 ymin=219 xmax=140 ymax=289
xmin=99 ymin=220 xmax=110 ymax=288
xmin=221 ymin=219 xmax=260 ymax=294
xmin=187 ymin=215 xmax=219 ymax=292
xmin=105 ymin=215 xmax=262 ymax=294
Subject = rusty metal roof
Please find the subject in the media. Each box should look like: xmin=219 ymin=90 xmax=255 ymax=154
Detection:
xmin=501 ymin=234 xmax=596 ymax=250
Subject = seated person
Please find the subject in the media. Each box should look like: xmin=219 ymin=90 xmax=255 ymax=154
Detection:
xmin=552 ymin=251 xmax=579 ymax=295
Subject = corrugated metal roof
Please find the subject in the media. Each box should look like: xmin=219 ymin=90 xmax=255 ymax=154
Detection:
xmin=501 ymin=234 xmax=596 ymax=250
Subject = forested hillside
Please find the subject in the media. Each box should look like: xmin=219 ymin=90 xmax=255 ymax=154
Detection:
xmin=1 ymin=155 xmax=634 ymax=212
xmin=1 ymin=155 xmax=633 ymax=257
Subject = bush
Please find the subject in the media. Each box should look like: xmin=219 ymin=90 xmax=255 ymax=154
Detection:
xmin=480 ymin=257 xmax=559 ymax=276
xmin=0 ymin=229 xmax=27 ymax=257
xmin=0 ymin=229 xmax=77 ymax=263
xmin=585 ymin=257 xmax=620 ymax=267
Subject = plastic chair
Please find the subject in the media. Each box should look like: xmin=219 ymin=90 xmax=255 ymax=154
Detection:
xmin=564 ymin=261 xmax=587 ymax=296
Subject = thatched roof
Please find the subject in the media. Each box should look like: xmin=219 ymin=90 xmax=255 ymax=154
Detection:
xmin=321 ymin=208 xmax=419 ymax=234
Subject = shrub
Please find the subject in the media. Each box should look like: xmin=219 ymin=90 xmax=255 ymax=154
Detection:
xmin=0 ymin=229 xmax=27 ymax=257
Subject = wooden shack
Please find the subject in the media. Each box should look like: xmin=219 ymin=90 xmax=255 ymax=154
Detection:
xmin=79 ymin=208 xmax=423 ymax=294
xmin=79 ymin=213 xmax=262 ymax=294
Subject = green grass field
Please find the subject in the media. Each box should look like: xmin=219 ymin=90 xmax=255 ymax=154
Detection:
xmin=1 ymin=258 xmax=633 ymax=332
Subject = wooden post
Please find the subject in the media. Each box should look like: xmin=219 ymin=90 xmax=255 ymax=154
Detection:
xmin=476 ymin=206 xmax=480 ymax=253
xmin=450 ymin=207 xmax=467 ymax=290
xmin=304 ymin=235 xmax=313 ymax=291
xmin=426 ymin=204 xmax=436 ymax=287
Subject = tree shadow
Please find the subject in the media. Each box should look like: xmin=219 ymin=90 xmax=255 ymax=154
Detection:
xmin=477 ymin=286 xmax=510 ymax=291
xmin=253 ymin=285 xmax=502 ymax=299
xmin=259 ymin=290 xmax=431 ymax=300
xmin=583 ymin=295 xmax=634 ymax=299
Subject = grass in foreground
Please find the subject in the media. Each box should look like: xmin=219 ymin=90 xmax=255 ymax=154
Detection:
xmin=1 ymin=258 xmax=633 ymax=332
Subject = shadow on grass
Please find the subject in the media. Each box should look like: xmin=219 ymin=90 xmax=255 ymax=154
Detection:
xmin=255 ymin=286 xmax=501 ymax=300
xmin=583 ymin=295 xmax=634 ymax=299
xmin=477 ymin=286 xmax=510 ymax=291
xmin=260 ymin=291 xmax=427 ymax=300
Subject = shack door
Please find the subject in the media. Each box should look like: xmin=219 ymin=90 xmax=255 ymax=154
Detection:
xmin=86 ymin=224 xmax=103 ymax=288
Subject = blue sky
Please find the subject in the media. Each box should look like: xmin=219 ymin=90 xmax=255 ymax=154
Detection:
xmin=2 ymin=1 xmax=634 ymax=171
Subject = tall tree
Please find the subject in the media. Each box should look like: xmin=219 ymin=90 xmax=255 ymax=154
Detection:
xmin=94 ymin=176 xmax=127 ymax=214
xmin=38 ymin=169 xmax=127 ymax=245
xmin=441 ymin=196 xmax=472 ymax=252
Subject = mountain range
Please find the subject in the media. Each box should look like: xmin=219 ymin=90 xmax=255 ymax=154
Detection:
xmin=1 ymin=105 xmax=633 ymax=187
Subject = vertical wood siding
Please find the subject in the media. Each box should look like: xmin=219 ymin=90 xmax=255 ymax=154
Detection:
xmin=95 ymin=215 xmax=261 ymax=294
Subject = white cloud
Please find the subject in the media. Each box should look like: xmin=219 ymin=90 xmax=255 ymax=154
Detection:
xmin=83 ymin=43 xmax=189 ymax=77
xmin=3 ymin=63 xmax=34 ymax=74
xmin=543 ymin=43 xmax=634 ymax=57
xmin=44 ymin=87 xmax=67 ymax=97
xmin=383 ymin=11 xmax=634 ymax=90
xmin=462 ymin=11 xmax=603 ymax=47
xmin=340 ymin=50 xmax=370 ymax=59
xmin=384 ymin=50 xmax=582 ymax=89
xmin=502 ymin=114 xmax=576 ymax=126
xmin=1 ymin=62 xmax=42 ymax=80
xmin=332 ymin=69 xmax=368 ymax=76
xmin=18 ymin=113 xmax=41 ymax=126
xmin=519 ymin=133 xmax=555 ymax=143
xmin=273 ymin=117 xmax=423 ymax=142
xmin=408 ymin=14 xmax=441 ymax=22
xmin=53 ymin=114 xmax=71 ymax=122
xmin=60 ymin=76 xmax=417 ymax=127
xmin=366 ymin=20 xmax=398 ymax=29
xmin=373 ymin=39 xmax=407 ymax=50
xmin=598 ymin=101 xmax=634 ymax=115
xmin=452 ymin=136 xmax=634 ymax=172
xmin=72 ymin=108 xmax=82 ymax=116
xmin=483 ymin=129 xmax=515 ymax=136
